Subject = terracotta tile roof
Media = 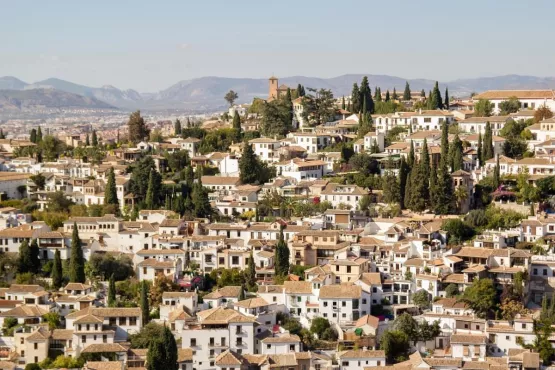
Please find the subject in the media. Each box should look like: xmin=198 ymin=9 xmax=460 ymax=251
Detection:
xmin=0 ymin=304 xmax=48 ymax=318
xmin=339 ymin=350 xmax=386 ymax=359
xmin=357 ymin=273 xmax=382 ymax=286
xmin=51 ymin=329 xmax=73 ymax=340
xmin=82 ymin=343 xmax=128 ymax=353
xmin=64 ymin=283 xmax=91 ymax=291
xmin=355 ymin=314 xmax=379 ymax=329
xmin=262 ymin=334 xmax=301 ymax=343
xmin=178 ymin=348 xmax=193 ymax=362
xmin=284 ymin=281 xmax=312 ymax=294
xmin=319 ymin=284 xmax=361 ymax=299
xmin=474 ymin=90 xmax=554 ymax=100
xmin=450 ymin=334 xmax=487 ymax=344
xmin=85 ymin=361 xmax=124 ymax=370
xmin=215 ymin=350 xmax=247 ymax=366
xmin=0 ymin=362 xmax=15 ymax=370
xmin=203 ymin=286 xmax=242 ymax=300
xmin=234 ymin=297 xmax=271 ymax=309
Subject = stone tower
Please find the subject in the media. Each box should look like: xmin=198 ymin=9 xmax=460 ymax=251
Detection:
xmin=268 ymin=76 xmax=278 ymax=100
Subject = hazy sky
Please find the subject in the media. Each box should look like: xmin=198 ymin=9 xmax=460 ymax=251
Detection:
xmin=3 ymin=0 xmax=555 ymax=92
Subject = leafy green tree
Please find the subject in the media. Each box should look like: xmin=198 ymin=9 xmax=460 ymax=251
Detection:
xmin=499 ymin=96 xmax=521 ymax=115
xmin=445 ymin=283 xmax=460 ymax=297
xmin=442 ymin=218 xmax=475 ymax=243
xmin=239 ymin=143 xmax=259 ymax=184
xmin=131 ymin=156 xmax=161 ymax=204
xmin=474 ymin=99 xmax=494 ymax=117
xmin=42 ymin=312 xmax=61 ymax=330
xmin=460 ymin=278 xmax=497 ymax=318
xmin=52 ymin=250 xmax=63 ymax=290
xmin=302 ymin=88 xmax=336 ymax=125
xmin=127 ymin=110 xmax=150 ymax=144
xmin=412 ymin=290 xmax=431 ymax=310
xmin=534 ymin=105 xmax=553 ymax=123
xmin=224 ymin=90 xmax=238 ymax=107
xmin=130 ymin=322 xmax=164 ymax=348
xmin=403 ymin=82 xmax=411 ymax=101
xmin=69 ymin=223 xmax=86 ymax=283
xmin=25 ymin=364 xmax=41 ymax=370
xmin=260 ymin=99 xmax=292 ymax=137
xmin=380 ymin=330 xmax=410 ymax=363
xmin=382 ymin=172 xmax=400 ymax=204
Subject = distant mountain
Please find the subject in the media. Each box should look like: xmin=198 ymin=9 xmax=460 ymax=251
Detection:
xmin=0 ymin=76 xmax=28 ymax=90
xmin=4 ymin=74 xmax=555 ymax=112
xmin=25 ymin=78 xmax=143 ymax=109
xmin=0 ymin=88 xmax=116 ymax=112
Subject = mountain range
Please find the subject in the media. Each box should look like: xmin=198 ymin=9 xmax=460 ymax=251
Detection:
xmin=2 ymin=74 xmax=555 ymax=112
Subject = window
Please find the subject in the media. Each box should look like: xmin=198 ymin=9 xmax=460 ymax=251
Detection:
xmin=267 ymin=344 xmax=271 ymax=349
xmin=34 ymin=343 xmax=38 ymax=350
xmin=191 ymin=338 xmax=196 ymax=346
xmin=342 ymin=301 xmax=346 ymax=307
xmin=119 ymin=317 xmax=127 ymax=325
xmin=129 ymin=317 xmax=137 ymax=326
xmin=82 ymin=335 xmax=86 ymax=343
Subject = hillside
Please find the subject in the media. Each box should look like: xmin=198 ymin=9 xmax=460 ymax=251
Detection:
xmin=0 ymin=88 xmax=116 ymax=111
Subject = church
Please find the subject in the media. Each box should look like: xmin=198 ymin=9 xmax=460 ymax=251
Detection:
xmin=267 ymin=76 xmax=290 ymax=101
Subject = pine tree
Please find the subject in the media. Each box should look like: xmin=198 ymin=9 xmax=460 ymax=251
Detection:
xmin=91 ymin=130 xmax=98 ymax=147
xmin=385 ymin=90 xmax=390 ymax=102
xmin=52 ymin=250 xmax=62 ymax=290
xmin=145 ymin=170 xmax=156 ymax=209
xmin=18 ymin=240 xmax=31 ymax=273
xmin=85 ymin=134 xmax=90 ymax=146
xmin=239 ymin=143 xmax=260 ymax=184
xmin=392 ymin=88 xmax=398 ymax=101
xmin=477 ymin=132 xmax=483 ymax=167
xmin=341 ymin=96 xmax=346 ymax=110
xmin=399 ymin=157 xmax=409 ymax=209
xmin=69 ymin=223 xmax=85 ymax=283
xmin=108 ymin=274 xmax=116 ymax=307
xmin=104 ymin=167 xmax=119 ymax=214
xmin=30 ymin=129 xmax=37 ymax=143
xmin=444 ymin=87 xmax=450 ymax=109
xmin=451 ymin=135 xmax=464 ymax=172
xmin=351 ymin=83 xmax=361 ymax=114
xmin=37 ymin=127 xmax=43 ymax=143
xmin=483 ymin=122 xmax=494 ymax=161
xmin=174 ymin=119 xmax=182 ymax=136
xmin=403 ymin=82 xmax=411 ymax=101
xmin=408 ymin=141 xmax=415 ymax=168
xmin=141 ymin=281 xmax=150 ymax=325
xmin=29 ymin=238 xmax=40 ymax=274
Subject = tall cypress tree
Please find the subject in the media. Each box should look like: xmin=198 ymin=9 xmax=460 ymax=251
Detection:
xmin=404 ymin=170 xmax=413 ymax=210
xmin=30 ymin=129 xmax=37 ymax=143
xmin=232 ymin=111 xmax=242 ymax=140
xmin=92 ymin=130 xmax=98 ymax=147
xmin=37 ymin=127 xmax=43 ymax=143
xmin=434 ymin=122 xmax=453 ymax=214
xmin=162 ymin=326 xmax=178 ymax=370
xmin=421 ymin=138 xmax=430 ymax=179
xmin=52 ymin=250 xmax=62 ymax=290
xmin=375 ymin=87 xmax=382 ymax=102
xmin=274 ymin=229 xmax=289 ymax=277
xmin=431 ymin=81 xmax=443 ymax=110
xmin=141 ymin=281 xmax=150 ymax=325
xmin=451 ymin=135 xmax=464 ymax=172
xmin=399 ymin=157 xmax=409 ymax=210
xmin=246 ymin=251 xmax=256 ymax=290
xmin=420 ymin=89 xmax=426 ymax=98
xmin=108 ymin=274 xmax=116 ymax=307
xmin=483 ymin=122 xmax=494 ymax=161
xmin=85 ymin=134 xmax=90 ymax=147
xmin=408 ymin=140 xmax=415 ymax=168
xmin=147 ymin=339 xmax=164 ymax=370
xmin=104 ymin=167 xmax=119 ymax=213
xmin=477 ymin=132 xmax=483 ymax=167
xmin=429 ymin=163 xmax=438 ymax=210
xmin=192 ymin=177 xmax=212 ymax=218
xmin=385 ymin=90 xmax=390 ymax=102
xmin=29 ymin=239 xmax=40 ymax=274
xmin=18 ymin=240 xmax=31 ymax=273
xmin=392 ymin=88 xmax=398 ymax=101
xmin=359 ymin=76 xmax=374 ymax=114
xmin=69 ymin=223 xmax=85 ymax=283
xmin=174 ymin=119 xmax=182 ymax=136
xmin=239 ymin=143 xmax=260 ymax=184
xmin=427 ymin=90 xmax=432 ymax=109
xmin=403 ymin=82 xmax=411 ymax=101
xmin=351 ymin=83 xmax=361 ymax=114
xmin=341 ymin=96 xmax=346 ymax=110
xmin=444 ymin=87 xmax=450 ymax=109
xmin=493 ymin=156 xmax=501 ymax=189
xmin=145 ymin=170 xmax=156 ymax=209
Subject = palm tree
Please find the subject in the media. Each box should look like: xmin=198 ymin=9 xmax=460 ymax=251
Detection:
xmin=455 ymin=185 xmax=468 ymax=214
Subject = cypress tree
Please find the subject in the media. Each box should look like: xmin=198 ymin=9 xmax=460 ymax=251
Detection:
xmin=18 ymin=240 xmax=31 ymax=273
xmin=493 ymin=156 xmax=501 ymax=189
xmin=409 ymin=165 xmax=427 ymax=212
xmin=274 ymin=229 xmax=289 ymax=277
xmin=147 ymin=339 xmax=164 ymax=370
xmin=483 ymin=122 xmax=494 ymax=161
xmin=192 ymin=177 xmax=211 ymax=218
xmin=421 ymin=138 xmax=430 ymax=179
xmin=30 ymin=129 xmax=37 ymax=143
xmin=451 ymin=135 xmax=464 ymax=172
xmin=239 ymin=143 xmax=260 ymax=184
xmin=408 ymin=141 xmax=415 ymax=168
xmin=429 ymin=164 xmax=438 ymax=209
xmin=232 ymin=111 xmax=241 ymax=140
xmin=296 ymin=84 xmax=303 ymax=98
xmin=431 ymin=81 xmax=443 ymax=110
xmin=392 ymin=88 xmax=398 ymax=101
xmin=29 ymin=239 xmax=40 ymax=274
xmin=108 ymin=274 xmax=116 ymax=307
xmin=434 ymin=122 xmax=453 ymax=214
xmin=141 ymin=281 xmax=150 ymax=325
xmin=347 ymin=101 xmax=352 ymax=112
xmin=162 ymin=326 xmax=178 ymax=370
xmin=239 ymin=286 xmax=246 ymax=300
xmin=420 ymin=89 xmax=426 ymax=98
xmin=375 ymin=87 xmax=382 ymax=102
xmin=403 ymin=82 xmax=411 ymax=101
xmin=91 ymin=130 xmax=98 ymax=147
xmin=145 ymin=170 xmax=156 ymax=209
xmin=37 ymin=127 xmax=43 ymax=143
xmin=477 ymin=132 xmax=483 ymax=167
xmin=164 ymin=194 xmax=171 ymax=210
xmin=404 ymin=170 xmax=413 ymax=210
xmin=174 ymin=119 xmax=182 ymax=136
xmin=427 ymin=90 xmax=432 ymax=109
xmin=104 ymin=167 xmax=119 ymax=213
xmin=116 ymin=129 xmax=120 ymax=144
xmin=69 ymin=223 xmax=85 ymax=283
xmin=51 ymin=250 xmax=62 ymax=290
xmin=444 ymin=87 xmax=450 ymax=109
xmin=385 ymin=90 xmax=390 ymax=102
xmin=351 ymin=83 xmax=361 ymax=114
xmin=246 ymin=251 xmax=256 ymax=290
xmin=399 ymin=157 xmax=409 ymax=209
xmin=341 ymin=96 xmax=346 ymax=110
xmin=85 ymin=134 xmax=90 ymax=147
xmin=359 ymin=76 xmax=374 ymax=114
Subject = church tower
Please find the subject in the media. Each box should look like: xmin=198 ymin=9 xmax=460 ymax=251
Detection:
xmin=268 ymin=76 xmax=278 ymax=100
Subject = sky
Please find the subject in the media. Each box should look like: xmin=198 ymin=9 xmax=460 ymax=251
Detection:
xmin=2 ymin=0 xmax=555 ymax=92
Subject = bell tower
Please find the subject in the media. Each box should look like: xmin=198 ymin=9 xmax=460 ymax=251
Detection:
xmin=268 ymin=76 xmax=278 ymax=100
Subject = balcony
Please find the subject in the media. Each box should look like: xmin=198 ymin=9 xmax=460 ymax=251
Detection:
xmin=235 ymin=341 xmax=244 ymax=347
xmin=208 ymin=343 xmax=228 ymax=348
